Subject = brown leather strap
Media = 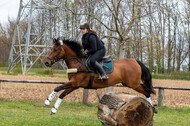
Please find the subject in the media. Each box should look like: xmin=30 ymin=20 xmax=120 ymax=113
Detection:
xmin=85 ymin=73 xmax=97 ymax=89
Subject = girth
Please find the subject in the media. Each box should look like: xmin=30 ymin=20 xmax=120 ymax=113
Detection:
xmin=85 ymin=73 xmax=97 ymax=89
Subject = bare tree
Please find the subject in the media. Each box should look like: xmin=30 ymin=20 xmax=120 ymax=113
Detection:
xmin=3 ymin=0 xmax=189 ymax=72
xmin=65 ymin=0 xmax=143 ymax=59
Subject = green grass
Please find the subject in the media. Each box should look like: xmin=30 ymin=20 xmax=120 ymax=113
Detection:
xmin=0 ymin=67 xmax=66 ymax=74
xmin=152 ymin=71 xmax=190 ymax=80
xmin=0 ymin=67 xmax=67 ymax=78
xmin=154 ymin=106 xmax=190 ymax=126
xmin=29 ymin=68 xmax=67 ymax=74
xmin=0 ymin=99 xmax=190 ymax=126
xmin=0 ymin=67 xmax=8 ymax=71
xmin=152 ymin=72 xmax=190 ymax=80
xmin=0 ymin=99 xmax=101 ymax=126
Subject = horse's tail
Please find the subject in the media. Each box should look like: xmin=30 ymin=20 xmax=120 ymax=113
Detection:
xmin=136 ymin=60 xmax=156 ymax=95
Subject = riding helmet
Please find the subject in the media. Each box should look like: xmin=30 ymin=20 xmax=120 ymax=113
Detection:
xmin=80 ymin=22 xmax=90 ymax=29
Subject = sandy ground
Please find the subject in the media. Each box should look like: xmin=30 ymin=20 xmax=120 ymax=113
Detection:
xmin=0 ymin=71 xmax=190 ymax=107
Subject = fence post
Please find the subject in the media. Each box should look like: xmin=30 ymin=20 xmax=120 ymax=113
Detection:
xmin=158 ymin=88 xmax=164 ymax=106
xmin=83 ymin=89 xmax=89 ymax=105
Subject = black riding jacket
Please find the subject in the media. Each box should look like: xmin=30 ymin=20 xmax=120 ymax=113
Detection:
xmin=82 ymin=31 xmax=104 ymax=55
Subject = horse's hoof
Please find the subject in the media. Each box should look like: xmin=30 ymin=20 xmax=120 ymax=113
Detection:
xmin=44 ymin=99 xmax=50 ymax=107
xmin=44 ymin=104 xmax=49 ymax=107
xmin=50 ymin=107 xmax=57 ymax=115
xmin=50 ymin=111 xmax=56 ymax=115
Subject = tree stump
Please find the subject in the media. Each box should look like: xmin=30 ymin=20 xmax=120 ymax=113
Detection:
xmin=97 ymin=92 xmax=156 ymax=126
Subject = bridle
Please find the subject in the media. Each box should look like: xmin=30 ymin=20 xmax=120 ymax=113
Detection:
xmin=47 ymin=45 xmax=84 ymax=67
xmin=47 ymin=46 xmax=62 ymax=63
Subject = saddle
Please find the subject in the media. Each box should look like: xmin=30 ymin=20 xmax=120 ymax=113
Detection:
xmin=101 ymin=55 xmax=112 ymax=63
xmin=86 ymin=55 xmax=113 ymax=74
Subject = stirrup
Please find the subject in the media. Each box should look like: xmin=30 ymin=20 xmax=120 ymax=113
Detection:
xmin=98 ymin=74 xmax=109 ymax=80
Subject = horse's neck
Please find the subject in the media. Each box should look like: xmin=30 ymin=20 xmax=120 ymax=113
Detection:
xmin=63 ymin=45 xmax=85 ymax=69
xmin=65 ymin=58 xmax=87 ymax=69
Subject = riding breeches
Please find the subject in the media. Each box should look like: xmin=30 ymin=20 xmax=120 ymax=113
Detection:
xmin=89 ymin=47 xmax=106 ymax=67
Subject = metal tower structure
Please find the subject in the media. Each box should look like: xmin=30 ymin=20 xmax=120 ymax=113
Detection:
xmin=8 ymin=0 xmax=67 ymax=74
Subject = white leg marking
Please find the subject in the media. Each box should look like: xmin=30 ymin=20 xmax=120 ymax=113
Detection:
xmin=48 ymin=91 xmax=57 ymax=101
xmin=44 ymin=99 xmax=50 ymax=106
xmin=44 ymin=91 xmax=57 ymax=106
xmin=51 ymin=98 xmax=62 ymax=114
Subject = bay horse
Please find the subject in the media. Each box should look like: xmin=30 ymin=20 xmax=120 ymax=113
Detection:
xmin=44 ymin=38 xmax=155 ymax=115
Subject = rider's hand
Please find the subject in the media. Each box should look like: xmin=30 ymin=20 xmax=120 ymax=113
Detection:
xmin=82 ymin=52 xmax=88 ymax=57
xmin=81 ymin=49 xmax=84 ymax=52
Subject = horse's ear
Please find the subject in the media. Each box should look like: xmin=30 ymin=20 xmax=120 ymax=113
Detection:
xmin=53 ymin=38 xmax=57 ymax=43
xmin=59 ymin=40 xmax=63 ymax=45
xmin=57 ymin=37 xmax=65 ymax=45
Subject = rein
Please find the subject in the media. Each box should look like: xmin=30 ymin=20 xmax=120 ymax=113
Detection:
xmin=65 ymin=57 xmax=85 ymax=70
xmin=47 ymin=45 xmax=85 ymax=69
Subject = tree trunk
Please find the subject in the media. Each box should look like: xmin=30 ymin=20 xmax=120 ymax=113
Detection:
xmin=118 ymin=41 xmax=126 ymax=59
xmin=172 ymin=16 xmax=177 ymax=71
xmin=167 ymin=9 xmax=172 ymax=73
xmin=189 ymin=35 xmax=190 ymax=71
xmin=161 ymin=1 xmax=165 ymax=73
xmin=98 ymin=92 xmax=156 ymax=126
xmin=148 ymin=2 xmax=154 ymax=72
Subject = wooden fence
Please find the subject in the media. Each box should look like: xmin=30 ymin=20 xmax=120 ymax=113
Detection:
xmin=153 ymin=86 xmax=190 ymax=106
xmin=0 ymin=79 xmax=190 ymax=106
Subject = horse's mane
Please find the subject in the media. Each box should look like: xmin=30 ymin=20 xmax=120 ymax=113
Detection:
xmin=61 ymin=39 xmax=83 ymax=58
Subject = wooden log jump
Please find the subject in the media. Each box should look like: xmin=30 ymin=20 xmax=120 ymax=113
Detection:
xmin=98 ymin=92 xmax=156 ymax=126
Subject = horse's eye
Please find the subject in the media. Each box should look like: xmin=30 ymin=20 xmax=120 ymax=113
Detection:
xmin=54 ymin=49 xmax=57 ymax=52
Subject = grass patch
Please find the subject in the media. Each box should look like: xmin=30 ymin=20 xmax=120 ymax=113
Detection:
xmin=1 ymin=72 xmax=67 ymax=78
xmin=0 ymin=99 xmax=101 ymax=126
xmin=11 ymin=66 xmax=22 ymax=74
xmin=0 ymin=99 xmax=189 ymax=126
xmin=0 ymin=67 xmax=66 ymax=74
xmin=29 ymin=68 xmax=67 ymax=74
xmin=152 ymin=71 xmax=190 ymax=80
xmin=35 ymin=68 xmax=53 ymax=75
xmin=154 ymin=106 xmax=190 ymax=126
xmin=0 ymin=67 xmax=67 ymax=78
xmin=0 ymin=67 xmax=8 ymax=71
xmin=29 ymin=73 xmax=67 ymax=78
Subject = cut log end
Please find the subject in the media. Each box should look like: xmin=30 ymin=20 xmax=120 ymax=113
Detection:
xmin=98 ymin=92 xmax=156 ymax=126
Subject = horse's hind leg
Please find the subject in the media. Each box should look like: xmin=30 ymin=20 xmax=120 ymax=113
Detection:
xmin=44 ymin=82 xmax=67 ymax=107
xmin=51 ymin=87 xmax=76 ymax=115
xmin=134 ymin=85 xmax=153 ymax=105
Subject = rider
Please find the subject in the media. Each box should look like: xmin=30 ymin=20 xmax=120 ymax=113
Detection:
xmin=80 ymin=22 xmax=109 ymax=79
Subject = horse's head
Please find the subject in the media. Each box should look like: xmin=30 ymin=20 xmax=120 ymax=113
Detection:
xmin=44 ymin=38 xmax=65 ymax=67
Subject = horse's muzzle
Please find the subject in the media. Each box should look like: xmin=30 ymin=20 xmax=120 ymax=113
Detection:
xmin=45 ymin=62 xmax=51 ymax=67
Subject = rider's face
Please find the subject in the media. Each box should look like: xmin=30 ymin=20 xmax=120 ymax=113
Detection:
xmin=80 ymin=28 xmax=88 ymax=35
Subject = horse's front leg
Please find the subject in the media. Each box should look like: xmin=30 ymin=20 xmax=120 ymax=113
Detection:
xmin=51 ymin=87 xmax=76 ymax=115
xmin=44 ymin=82 xmax=66 ymax=107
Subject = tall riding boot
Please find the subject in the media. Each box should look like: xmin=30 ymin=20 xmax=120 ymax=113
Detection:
xmin=94 ymin=61 xmax=109 ymax=79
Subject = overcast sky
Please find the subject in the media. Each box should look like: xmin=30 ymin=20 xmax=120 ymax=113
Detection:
xmin=0 ymin=0 xmax=20 ymax=24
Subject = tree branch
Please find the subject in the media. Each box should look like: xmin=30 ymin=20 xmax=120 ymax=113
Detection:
xmin=65 ymin=0 xmax=117 ymax=32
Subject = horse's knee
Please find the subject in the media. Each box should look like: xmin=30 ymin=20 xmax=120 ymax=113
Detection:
xmin=54 ymin=86 xmax=64 ymax=92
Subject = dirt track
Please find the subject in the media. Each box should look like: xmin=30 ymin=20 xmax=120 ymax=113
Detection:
xmin=0 ymin=71 xmax=190 ymax=107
